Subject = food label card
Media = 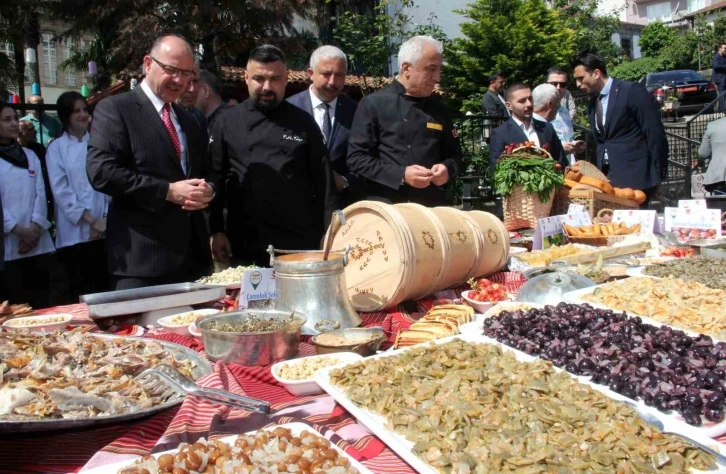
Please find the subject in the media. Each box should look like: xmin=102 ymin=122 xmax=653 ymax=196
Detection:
xmin=238 ymin=268 xmax=276 ymax=309
xmin=565 ymin=204 xmax=592 ymax=227
xmin=678 ymin=199 xmax=707 ymax=210
xmin=664 ymin=207 xmax=722 ymax=243
xmin=612 ymin=210 xmax=660 ymax=233
xmin=533 ymin=215 xmax=566 ymax=250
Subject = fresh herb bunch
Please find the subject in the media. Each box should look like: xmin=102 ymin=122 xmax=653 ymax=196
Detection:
xmin=494 ymin=142 xmax=564 ymax=202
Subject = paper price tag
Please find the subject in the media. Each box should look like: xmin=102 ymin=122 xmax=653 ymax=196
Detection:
xmin=533 ymin=215 xmax=566 ymax=250
xmin=565 ymin=204 xmax=592 ymax=227
xmin=238 ymin=268 xmax=276 ymax=309
xmin=612 ymin=210 xmax=660 ymax=233
xmin=664 ymin=207 xmax=722 ymax=243
xmin=678 ymin=199 xmax=707 ymax=210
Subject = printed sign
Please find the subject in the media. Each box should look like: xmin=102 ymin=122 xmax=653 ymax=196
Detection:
xmin=533 ymin=215 xmax=566 ymax=250
xmin=612 ymin=209 xmax=660 ymax=234
xmin=678 ymin=199 xmax=707 ymax=210
xmin=564 ymin=204 xmax=592 ymax=227
xmin=663 ymin=207 xmax=722 ymax=243
xmin=238 ymin=268 xmax=276 ymax=309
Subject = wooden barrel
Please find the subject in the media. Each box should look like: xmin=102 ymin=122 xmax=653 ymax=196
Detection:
xmin=329 ymin=201 xmax=444 ymax=312
xmin=393 ymin=203 xmax=448 ymax=300
xmin=430 ymin=207 xmax=478 ymax=288
xmin=461 ymin=210 xmax=510 ymax=278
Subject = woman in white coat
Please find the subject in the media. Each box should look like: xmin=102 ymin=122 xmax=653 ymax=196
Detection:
xmin=46 ymin=92 xmax=109 ymax=300
xmin=0 ymin=101 xmax=56 ymax=307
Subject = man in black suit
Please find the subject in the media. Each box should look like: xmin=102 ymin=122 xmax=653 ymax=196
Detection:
xmin=489 ymin=83 xmax=567 ymax=169
xmin=175 ymin=60 xmax=208 ymax=133
xmin=572 ymin=53 xmax=667 ymax=208
xmin=480 ymin=72 xmax=508 ymax=118
xmin=287 ymin=45 xmax=359 ymax=206
xmin=195 ymin=70 xmax=228 ymax=134
xmin=87 ymin=35 xmax=215 ymax=290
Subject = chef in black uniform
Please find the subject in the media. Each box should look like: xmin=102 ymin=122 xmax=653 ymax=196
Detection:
xmin=208 ymin=45 xmax=337 ymax=266
xmin=347 ymin=35 xmax=463 ymax=207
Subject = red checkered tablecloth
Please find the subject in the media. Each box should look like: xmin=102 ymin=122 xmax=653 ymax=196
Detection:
xmin=0 ymin=273 xmax=531 ymax=474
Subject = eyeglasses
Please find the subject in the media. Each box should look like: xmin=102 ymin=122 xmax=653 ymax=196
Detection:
xmin=548 ymin=81 xmax=568 ymax=88
xmin=150 ymin=57 xmax=196 ymax=78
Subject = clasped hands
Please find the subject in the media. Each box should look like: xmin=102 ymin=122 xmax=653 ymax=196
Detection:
xmin=13 ymin=222 xmax=42 ymax=255
xmin=167 ymin=179 xmax=214 ymax=211
xmin=404 ymin=164 xmax=449 ymax=189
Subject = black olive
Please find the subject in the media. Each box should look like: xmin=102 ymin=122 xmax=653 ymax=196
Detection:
xmin=705 ymin=408 xmax=725 ymax=423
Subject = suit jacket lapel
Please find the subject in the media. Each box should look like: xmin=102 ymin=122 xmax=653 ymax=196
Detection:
xmin=329 ymin=99 xmax=345 ymax=149
xmin=133 ymin=88 xmax=184 ymax=176
xmin=533 ymin=120 xmax=548 ymax=147
xmin=173 ymin=104 xmax=196 ymax=177
xmin=509 ymin=119 xmax=528 ymax=144
xmin=604 ymin=79 xmax=620 ymax=135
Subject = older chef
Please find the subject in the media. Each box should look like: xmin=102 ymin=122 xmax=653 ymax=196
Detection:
xmin=0 ymin=101 xmax=55 ymax=307
xmin=47 ymin=92 xmax=109 ymax=300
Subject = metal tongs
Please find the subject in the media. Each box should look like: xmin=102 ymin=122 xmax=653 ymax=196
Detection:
xmin=136 ymin=364 xmax=270 ymax=414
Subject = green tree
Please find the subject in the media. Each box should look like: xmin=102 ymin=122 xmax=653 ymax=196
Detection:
xmin=639 ymin=21 xmax=677 ymax=58
xmin=557 ymin=0 xmax=622 ymax=67
xmin=442 ymin=0 xmax=575 ymax=112
xmin=610 ymin=56 xmax=667 ymax=82
xmin=332 ymin=0 xmax=413 ymax=77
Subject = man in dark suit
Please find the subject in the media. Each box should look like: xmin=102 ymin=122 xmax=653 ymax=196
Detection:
xmin=287 ymin=45 xmax=358 ymax=206
xmin=480 ymin=72 xmax=508 ymax=117
xmin=489 ymin=83 xmax=567 ymax=169
xmin=572 ymin=53 xmax=667 ymax=208
xmin=175 ymin=60 xmax=208 ymax=134
xmin=713 ymin=43 xmax=726 ymax=111
xmin=87 ymin=35 xmax=216 ymax=290
xmin=196 ymin=69 xmax=228 ymax=134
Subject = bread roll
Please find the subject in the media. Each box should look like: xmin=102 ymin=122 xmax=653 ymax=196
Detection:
xmin=579 ymin=176 xmax=609 ymax=192
xmin=633 ymin=190 xmax=646 ymax=203
xmin=601 ymin=182 xmax=615 ymax=195
xmin=564 ymin=179 xmax=579 ymax=188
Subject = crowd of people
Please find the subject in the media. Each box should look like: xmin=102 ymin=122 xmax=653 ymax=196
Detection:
xmin=0 ymin=32 xmax=680 ymax=308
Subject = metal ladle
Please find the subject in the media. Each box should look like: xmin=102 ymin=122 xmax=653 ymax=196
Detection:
xmin=322 ymin=210 xmax=346 ymax=261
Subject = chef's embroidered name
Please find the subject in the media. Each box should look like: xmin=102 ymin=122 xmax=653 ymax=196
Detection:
xmin=282 ymin=134 xmax=303 ymax=142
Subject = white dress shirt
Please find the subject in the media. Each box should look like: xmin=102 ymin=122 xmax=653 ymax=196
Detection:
xmin=512 ymin=116 xmax=540 ymax=147
xmin=1 ymin=148 xmax=55 ymax=261
xmin=309 ymin=87 xmax=337 ymax=134
xmin=46 ymin=132 xmax=109 ymax=249
xmin=140 ymin=80 xmax=188 ymax=175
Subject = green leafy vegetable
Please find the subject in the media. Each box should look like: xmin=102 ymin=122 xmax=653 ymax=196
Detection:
xmin=494 ymin=155 xmax=564 ymax=202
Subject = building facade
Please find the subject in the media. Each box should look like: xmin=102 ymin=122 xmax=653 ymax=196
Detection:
xmin=2 ymin=18 xmax=95 ymax=104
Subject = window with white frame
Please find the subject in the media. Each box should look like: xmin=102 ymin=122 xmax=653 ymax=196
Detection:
xmin=42 ymin=33 xmax=57 ymax=85
xmin=688 ymin=0 xmax=706 ymax=12
xmin=647 ymin=2 xmax=672 ymax=22
xmin=63 ymin=37 xmax=76 ymax=86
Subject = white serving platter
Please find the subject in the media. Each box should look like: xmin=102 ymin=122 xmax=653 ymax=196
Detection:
xmin=271 ymin=352 xmax=363 ymax=397
xmin=83 ymin=422 xmax=372 ymax=474
xmin=315 ymin=334 xmax=726 ymax=473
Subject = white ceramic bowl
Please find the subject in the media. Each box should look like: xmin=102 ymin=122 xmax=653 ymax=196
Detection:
xmin=158 ymin=308 xmax=221 ymax=336
xmin=461 ymin=290 xmax=512 ymax=314
xmin=2 ymin=313 xmax=73 ymax=333
xmin=271 ymin=352 xmax=363 ymax=396
xmin=509 ymin=246 xmax=528 ymax=256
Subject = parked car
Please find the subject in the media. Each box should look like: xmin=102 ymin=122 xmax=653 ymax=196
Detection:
xmin=642 ymin=70 xmax=719 ymax=114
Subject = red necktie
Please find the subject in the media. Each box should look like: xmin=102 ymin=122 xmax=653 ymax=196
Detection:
xmin=162 ymin=103 xmax=181 ymax=159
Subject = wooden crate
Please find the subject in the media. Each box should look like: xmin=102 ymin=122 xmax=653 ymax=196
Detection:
xmin=552 ymin=187 xmax=639 ymax=219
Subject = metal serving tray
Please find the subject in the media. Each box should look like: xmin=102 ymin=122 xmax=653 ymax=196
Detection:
xmin=0 ymin=334 xmax=212 ymax=433
xmin=81 ymin=283 xmax=226 ymax=320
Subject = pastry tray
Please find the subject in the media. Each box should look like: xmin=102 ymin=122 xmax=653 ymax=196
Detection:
xmin=81 ymin=283 xmax=227 ymax=320
xmin=316 ymin=334 xmax=726 ymax=473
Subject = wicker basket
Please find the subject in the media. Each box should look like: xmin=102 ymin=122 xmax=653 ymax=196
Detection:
xmin=552 ymin=187 xmax=638 ymax=219
xmin=565 ymin=234 xmax=629 ymax=247
xmin=502 ymin=186 xmax=554 ymax=230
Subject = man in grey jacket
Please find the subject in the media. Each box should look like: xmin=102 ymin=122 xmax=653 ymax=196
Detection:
xmin=699 ymin=116 xmax=726 ymax=194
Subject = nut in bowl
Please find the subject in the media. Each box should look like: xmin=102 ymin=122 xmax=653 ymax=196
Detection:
xmin=1 ymin=313 xmax=72 ymax=333
xmin=157 ymin=308 xmax=221 ymax=336
xmin=311 ymin=327 xmax=386 ymax=356
xmin=271 ymin=352 xmax=363 ymax=396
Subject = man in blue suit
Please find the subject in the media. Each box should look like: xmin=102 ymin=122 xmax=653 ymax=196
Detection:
xmin=712 ymin=43 xmax=726 ymax=111
xmin=489 ymin=83 xmax=568 ymax=169
xmin=572 ymin=53 xmax=667 ymax=208
xmin=287 ymin=45 xmax=359 ymax=206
